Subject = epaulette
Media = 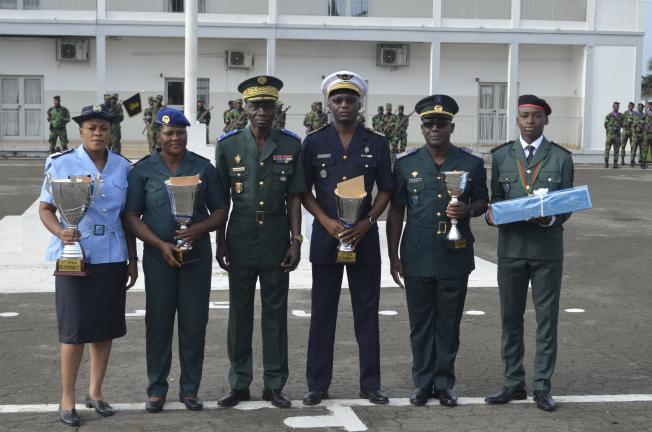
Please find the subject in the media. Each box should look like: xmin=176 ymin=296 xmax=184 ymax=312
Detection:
xmin=549 ymin=141 xmax=572 ymax=154
xmin=280 ymin=128 xmax=301 ymax=141
xmin=396 ymin=147 xmax=418 ymax=160
xmin=50 ymin=148 xmax=74 ymax=159
xmin=307 ymin=124 xmax=328 ymax=136
xmin=460 ymin=146 xmax=484 ymax=160
xmin=366 ymin=127 xmax=385 ymax=138
xmin=110 ymin=150 xmax=132 ymax=164
xmin=218 ymin=129 xmax=241 ymax=142
xmin=490 ymin=141 xmax=512 ymax=153
xmin=133 ymin=153 xmax=151 ymax=165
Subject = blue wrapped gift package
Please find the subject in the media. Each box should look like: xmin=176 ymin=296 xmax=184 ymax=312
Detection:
xmin=491 ymin=185 xmax=592 ymax=225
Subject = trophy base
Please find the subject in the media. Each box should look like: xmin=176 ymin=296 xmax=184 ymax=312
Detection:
xmin=175 ymin=248 xmax=201 ymax=266
xmin=446 ymin=239 xmax=467 ymax=250
xmin=54 ymin=258 xmax=90 ymax=277
xmin=336 ymin=250 xmax=357 ymax=264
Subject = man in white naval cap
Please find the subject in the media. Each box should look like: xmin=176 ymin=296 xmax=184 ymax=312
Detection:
xmin=301 ymin=71 xmax=394 ymax=405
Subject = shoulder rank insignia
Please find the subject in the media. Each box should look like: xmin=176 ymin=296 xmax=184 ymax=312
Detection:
xmin=490 ymin=141 xmax=512 ymax=153
xmin=280 ymin=128 xmax=301 ymax=141
xmin=460 ymin=146 xmax=484 ymax=160
xmin=50 ymin=148 xmax=74 ymax=159
xmin=549 ymin=141 xmax=572 ymax=154
xmin=307 ymin=124 xmax=328 ymax=136
xmin=218 ymin=129 xmax=241 ymax=142
xmin=366 ymin=127 xmax=385 ymax=138
xmin=396 ymin=147 xmax=418 ymax=160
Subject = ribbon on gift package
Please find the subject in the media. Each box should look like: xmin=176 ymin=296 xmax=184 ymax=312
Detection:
xmin=532 ymin=188 xmax=548 ymax=217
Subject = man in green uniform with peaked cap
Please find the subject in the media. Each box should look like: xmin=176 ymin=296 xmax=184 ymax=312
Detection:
xmin=619 ymin=102 xmax=636 ymax=167
xmin=215 ymin=75 xmax=306 ymax=409
xmin=387 ymin=94 xmax=488 ymax=407
xmin=372 ymin=105 xmax=385 ymax=133
xmin=47 ymin=96 xmax=70 ymax=153
xmin=604 ymin=101 xmax=623 ymax=168
xmin=631 ymin=102 xmax=646 ymax=168
xmin=485 ymin=94 xmax=574 ymax=412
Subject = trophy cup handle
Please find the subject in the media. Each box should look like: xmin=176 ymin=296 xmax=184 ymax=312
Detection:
xmin=45 ymin=171 xmax=53 ymax=195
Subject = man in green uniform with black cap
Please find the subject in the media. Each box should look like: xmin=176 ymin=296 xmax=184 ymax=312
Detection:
xmin=387 ymin=94 xmax=489 ymax=407
xmin=143 ymin=96 xmax=155 ymax=152
xmin=372 ymin=105 xmax=385 ymax=133
xmin=215 ymin=75 xmax=306 ymax=409
xmin=46 ymin=96 xmax=70 ymax=153
xmin=485 ymin=94 xmax=574 ymax=412
xmin=604 ymin=101 xmax=623 ymax=168
xmin=109 ymin=93 xmax=124 ymax=153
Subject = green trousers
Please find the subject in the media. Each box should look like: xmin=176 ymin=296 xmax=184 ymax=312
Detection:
xmin=604 ymin=134 xmax=620 ymax=162
xmin=143 ymin=239 xmax=212 ymax=398
xmin=227 ymin=266 xmax=289 ymax=391
xmin=48 ymin=128 xmax=68 ymax=153
xmin=620 ymin=130 xmax=632 ymax=159
xmin=497 ymin=257 xmax=562 ymax=392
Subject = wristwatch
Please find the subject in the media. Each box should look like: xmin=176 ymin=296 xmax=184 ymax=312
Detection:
xmin=367 ymin=215 xmax=377 ymax=226
xmin=291 ymin=234 xmax=304 ymax=245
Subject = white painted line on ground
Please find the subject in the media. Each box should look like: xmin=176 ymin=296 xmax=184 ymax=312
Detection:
xmin=292 ymin=310 xmax=311 ymax=317
xmin=464 ymin=310 xmax=486 ymax=316
xmin=285 ymin=406 xmax=367 ymax=431
xmin=125 ymin=309 xmax=146 ymax=317
xmin=0 ymin=312 xmax=19 ymax=317
xmin=209 ymin=302 xmax=229 ymax=309
xmin=564 ymin=308 xmax=585 ymax=313
xmin=2 ymin=395 xmax=652 ymax=414
xmin=378 ymin=310 xmax=398 ymax=316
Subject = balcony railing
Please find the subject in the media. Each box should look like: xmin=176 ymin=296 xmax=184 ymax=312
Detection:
xmin=521 ymin=0 xmax=587 ymax=21
xmin=106 ymin=0 xmax=267 ymax=14
xmin=0 ymin=0 xmax=94 ymax=10
xmin=442 ymin=0 xmax=511 ymax=19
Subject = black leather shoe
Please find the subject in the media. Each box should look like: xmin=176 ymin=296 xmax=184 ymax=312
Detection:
xmin=433 ymin=388 xmax=458 ymax=407
xmin=145 ymin=396 xmax=166 ymax=413
xmin=85 ymin=396 xmax=114 ymax=416
xmin=533 ymin=390 xmax=557 ymax=412
xmin=485 ymin=384 xmax=527 ymax=404
xmin=179 ymin=393 xmax=204 ymax=411
xmin=217 ymin=389 xmax=250 ymax=407
xmin=409 ymin=388 xmax=430 ymax=406
xmin=58 ymin=406 xmax=81 ymax=427
xmin=359 ymin=388 xmax=389 ymax=405
xmin=262 ymin=389 xmax=291 ymax=408
xmin=303 ymin=390 xmax=329 ymax=406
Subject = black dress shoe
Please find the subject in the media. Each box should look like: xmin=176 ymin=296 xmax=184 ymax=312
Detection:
xmin=303 ymin=390 xmax=329 ymax=406
xmin=262 ymin=389 xmax=291 ymax=408
xmin=409 ymin=388 xmax=430 ymax=406
xmin=179 ymin=393 xmax=204 ymax=411
xmin=58 ymin=406 xmax=81 ymax=427
xmin=533 ymin=390 xmax=557 ymax=412
xmin=217 ymin=389 xmax=251 ymax=407
xmin=85 ymin=396 xmax=114 ymax=416
xmin=433 ymin=388 xmax=458 ymax=407
xmin=359 ymin=388 xmax=389 ymax=405
xmin=485 ymin=384 xmax=527 ymax=404
xmin=145 ymin=396 xmax=166 ymax=413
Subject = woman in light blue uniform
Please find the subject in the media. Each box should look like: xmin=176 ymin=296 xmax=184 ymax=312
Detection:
xmin=38 ymin=104 xmax=138 ymax=427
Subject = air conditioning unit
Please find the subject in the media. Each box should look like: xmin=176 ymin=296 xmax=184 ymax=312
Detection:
xmin=56 ymin=38 xmax=90 ymax=62
xmin=226 ymin=50 xmax=253 ymax=69
xmin=376 ymin=44 xmax=409 ymax=67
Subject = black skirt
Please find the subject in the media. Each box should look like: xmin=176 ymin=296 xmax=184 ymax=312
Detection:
xmin=55 ymin=262 xmax=127 ymax=344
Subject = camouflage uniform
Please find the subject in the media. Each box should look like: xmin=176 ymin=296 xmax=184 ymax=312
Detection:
xmin=303 ymin=102 xmax=317 ymax=134
xmin=46 ymin=98 xmax=70 ymax=154
xmin=619 ymin=103 xmax=636 ymax=165
xmin=604 ymin=106 xmax=623 ymax=168
xmin=226 ymin=100 xmax=248 ymax=131
xmin=312 ymin=104 xmax=328 ymax=131
xmin=391 ymin=105 xmax=409 ymax=156
xmin=109 ymin=93 xmax=124 ymax=153
xmin=223 ymin=100 xmax=234 ymax=133
xmin=630 ymin=105 xmax=645 ymax=167
xmin=197 ymin=99 xmax=211 ymax=144
xmin=372 ymin=106 xmax=385 ymax=133
xmin=273 ymin=102 xmax=287 ymax=129
xmin=143 ymin=97 xmax=155 ymax=152
xmin=147 ymin=95 xmax=164 ymax=151
xmin=642 ymin=106 xmax=652 ymax=169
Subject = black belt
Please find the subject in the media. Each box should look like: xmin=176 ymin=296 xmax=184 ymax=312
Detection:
xmin=232 ymin=210 xmax=286 ymax=225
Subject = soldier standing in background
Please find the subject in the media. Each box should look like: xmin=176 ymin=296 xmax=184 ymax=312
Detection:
xmin=357 ymin=110 xmax=366 ymax=126
xmin=46 ymin=95 xmax=70 ymax=154
xmin=273 ymin=101 xmax=288 ymax=129
xmin=372 ymin=105 xmax=385 ymax=133
xmin=197 ymin=98 xmax=211 ymax=144
xmin=143 ymin=96 xmax=155 ymax=153
xmin=312 ymin=101 xmax=328 ymax=131
xmin=223 ymin=100 xmax=234 ymax=132
xmin=603 ymin=101 xmax=623 ymax=168
xmin=631 ymin=103 xmax=645 ymax=168
xmin=110 ymin=93 xmax=124 ymax=153
xmin=303 ymin=102 xmax=317 ymax=134
xmin=226 ymin=99 xmax=248 ymax=132
xmin=147 ymin=95 xmax=164 ymax=151
xmin=642 ymin=101 xmax=652 ymax=169
xmin=393 ymin=105 xmax=410 ymax=153
xmin=619 ymin=102 xmax=636 ymax=167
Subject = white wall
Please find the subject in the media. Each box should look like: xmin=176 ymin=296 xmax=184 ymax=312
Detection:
xmin=370 ymin=0 xmax=432 ymax=18
xmin=595 ymin=0 xmax=644 ymax=32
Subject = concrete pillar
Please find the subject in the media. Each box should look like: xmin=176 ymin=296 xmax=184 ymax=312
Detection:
xmin=429 ymin=41 xmax=441 ymax=94
xmin=506 ymin=43 xmax=519 ymax=141
xmin=581 ymin=45 xmax=594 ymax=152
xmin=511 ymin=0 xmax=520 ymax=28
xmin=432 ymin=0 xmax=442 ymax=26
xmin=96 ymin=0 xmax=106 ymax=20
xmin=267 ymin=38 xmax=276 ymax=75
xmin=184 ymin=0 xmax=198 ymax=123
xmin=95 ymin=29 xmax=106 ymax=104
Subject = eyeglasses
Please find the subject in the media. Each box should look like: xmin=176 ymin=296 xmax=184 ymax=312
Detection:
xmin=422 ymin=119 xmax=451 ymax=129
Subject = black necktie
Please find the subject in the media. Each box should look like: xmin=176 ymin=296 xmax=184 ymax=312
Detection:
xmin=525 ymin=145 xmax=535 ymax=164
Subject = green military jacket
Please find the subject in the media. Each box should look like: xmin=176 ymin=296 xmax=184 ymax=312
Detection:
xmin=47 ymin=106 xmax=70 ymax=130
xmin=604 ymin=111 xmax=623 ymax=138
xmin=632 ymin=110 xmax=645 ymax=136
xmin=125 ymin=149 xmax=225 ymax=258
xmin=372 ymin=113 xmax=385 ymax=132
xmin=622 ymin=109 xmax=637 ymax=132
xmin=644 ymin=110 xmax=652 ymax=134
xmin=490 ymin=138 xmax=574 ymax=261
xmin=392 ymin=113 xmax=409 ymax=138
xmin=110 ymin=103 xmax=124 ymax=137
xmin=392 ymin=145 xmax=488 ymax=279
xmin=198 ymin=108 xmax=211 ymax=125
xmin=216 ymin=127 xmax=306 ymax=269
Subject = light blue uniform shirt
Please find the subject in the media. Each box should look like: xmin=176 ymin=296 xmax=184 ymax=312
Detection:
xmin=39 ymin=146 xmax=132 ymax=264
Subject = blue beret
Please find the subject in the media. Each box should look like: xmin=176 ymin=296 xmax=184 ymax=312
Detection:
xmin=156 ymin=107 xmax=190 ymax=127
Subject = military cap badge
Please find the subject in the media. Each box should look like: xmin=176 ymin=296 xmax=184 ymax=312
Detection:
xmin=257 ymin=76 xmax=268 ymax=85
xmin=337 ymin=73 xmax=353 ymax=81
xmin=162 ymin=115 xmax=170 ymax=124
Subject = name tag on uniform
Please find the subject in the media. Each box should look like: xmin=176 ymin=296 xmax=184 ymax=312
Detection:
xmin=232 ymin=167 xmax=246 ymax=173
xmin=361 ymin=154 xmax=374 ymax=159
xmin=317 ymin=153 xmax=331 ymax=159
xmin=273 ymin=154 xmax=293 ymax=164
xmin=408 ymin=178 xmax=422 ymax=183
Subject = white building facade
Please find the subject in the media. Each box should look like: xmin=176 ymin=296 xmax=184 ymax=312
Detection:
xmin=0 ymin=0 xmax=645 ymax=160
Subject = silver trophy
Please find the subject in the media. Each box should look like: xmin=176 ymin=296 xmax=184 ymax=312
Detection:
xmin=46 ymin=173 xmax=101 ymax=276
xmin=164 ymin=176 xmax=201 ymax=264
xmin=334 ymin=188 xmax=367 ymax=263
xmin=442 ymin=170 xmax=469 ymax=242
